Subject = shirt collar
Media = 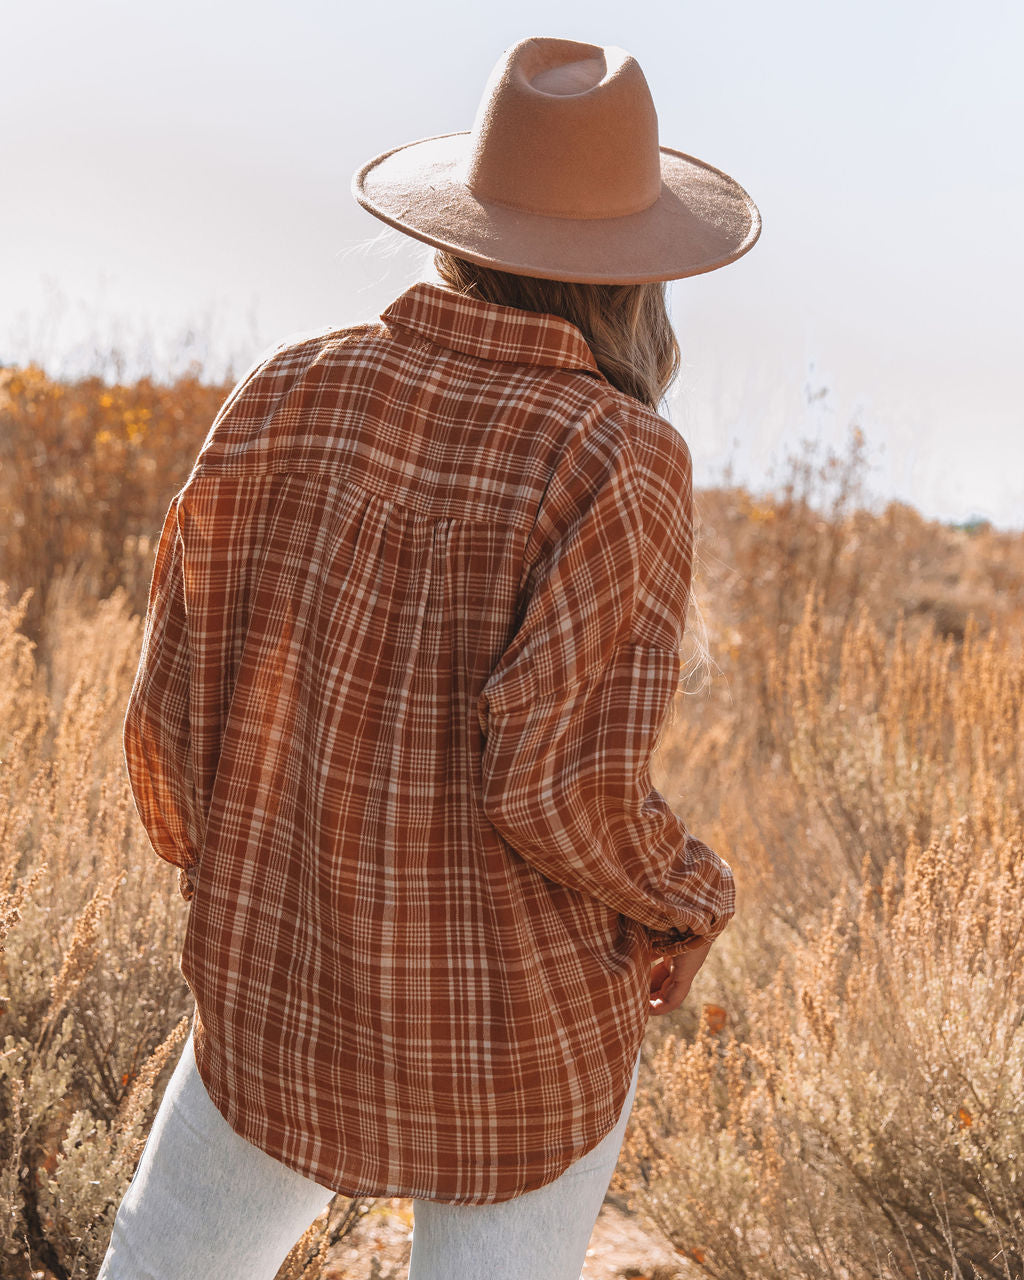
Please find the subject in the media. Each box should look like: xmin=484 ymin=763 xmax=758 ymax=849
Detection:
xmin=379 ymin=281 xmax=603 ymax=379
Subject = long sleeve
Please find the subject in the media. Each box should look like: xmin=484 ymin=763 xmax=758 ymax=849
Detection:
xmin=476 ymin=412 xmax=735 ymax=957
xmin=123 ymin=495 xmax=201 ymax=901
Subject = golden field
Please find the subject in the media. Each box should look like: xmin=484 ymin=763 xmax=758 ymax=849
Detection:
xmin=1 ymin=362 xmax=1022 ymax=1279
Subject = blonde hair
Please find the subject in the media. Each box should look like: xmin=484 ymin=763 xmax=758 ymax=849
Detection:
xmin=431 ymin=250 xmax=680 ymax=412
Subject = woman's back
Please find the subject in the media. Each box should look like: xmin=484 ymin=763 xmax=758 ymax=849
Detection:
xmin=100 ymin=35 xmax=758 ymax=1280
xmin=124 ymin=278 xmax=730 ymax=1202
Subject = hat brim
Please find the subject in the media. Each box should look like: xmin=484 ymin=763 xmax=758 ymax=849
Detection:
xmin=352 ymin=132 xmax=761 ymax=285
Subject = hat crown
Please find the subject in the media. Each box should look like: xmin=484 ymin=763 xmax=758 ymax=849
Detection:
xmin=463 ymin=38 xmax=662 ymax=220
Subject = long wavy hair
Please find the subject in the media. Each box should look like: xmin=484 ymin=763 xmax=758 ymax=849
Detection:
xmin=431 ymin=250 xmax=681 ymax=412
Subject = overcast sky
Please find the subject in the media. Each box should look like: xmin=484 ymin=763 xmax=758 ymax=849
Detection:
xmin=3 ymin=0 xmax=1022 ymax=527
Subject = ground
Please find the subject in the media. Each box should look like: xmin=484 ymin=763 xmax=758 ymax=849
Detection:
xmin=320 ymin=1193 xmax=691 ymax=1279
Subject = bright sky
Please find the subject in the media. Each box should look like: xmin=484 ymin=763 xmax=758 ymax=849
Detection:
xmin=4 ymin=0 xmax=1022 ymax=527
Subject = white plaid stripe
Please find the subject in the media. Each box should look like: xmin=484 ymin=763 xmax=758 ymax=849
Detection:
xmin=123 ymin=281 xmax=734 ymax=1205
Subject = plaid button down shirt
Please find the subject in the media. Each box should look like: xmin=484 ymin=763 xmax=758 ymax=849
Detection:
xmin=124 ymin=280 xmax=735 ymax=1204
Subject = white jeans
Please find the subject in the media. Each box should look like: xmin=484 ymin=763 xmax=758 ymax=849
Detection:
xmin=97 ymin=1024 xmax=641 ymax=1280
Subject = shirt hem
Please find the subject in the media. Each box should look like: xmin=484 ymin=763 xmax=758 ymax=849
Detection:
xmin=189 ymin=1006 xmax=644 ymax=1206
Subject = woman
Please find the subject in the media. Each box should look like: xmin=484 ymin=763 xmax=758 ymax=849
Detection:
xmin=98 ymin=35 xmax=759 ymax=1280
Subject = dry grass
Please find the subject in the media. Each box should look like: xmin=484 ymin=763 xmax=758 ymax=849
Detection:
xmin=0 ymin=585 xmax=193 ymax=1277
xmin=623 ymin=606 xmax=1024 ymax=1280
xmin=0 ymin=365 xmax=225 ymax=641
xmin=1 ymin=365 xmax=1022 ymax=1279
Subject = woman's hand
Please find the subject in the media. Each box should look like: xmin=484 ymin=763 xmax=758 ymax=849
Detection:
xmin=648 ymin=938 xmax=713 ymax=1016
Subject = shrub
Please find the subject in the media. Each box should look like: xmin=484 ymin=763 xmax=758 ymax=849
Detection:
xmin=0 ymin=366 xmax=225 ymax=640
xmin=623 ymin=606 xmax=1024 ymax=1280
xmin=0 ymin=586 xmax=195 ymax=1277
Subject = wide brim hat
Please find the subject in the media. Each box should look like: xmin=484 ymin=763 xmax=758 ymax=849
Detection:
xmin=352 ymin=36 xmax=761 ymax=285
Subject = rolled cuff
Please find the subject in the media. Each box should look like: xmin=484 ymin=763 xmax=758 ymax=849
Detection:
xmin=644 ymin=915 xmax=729 ymax=957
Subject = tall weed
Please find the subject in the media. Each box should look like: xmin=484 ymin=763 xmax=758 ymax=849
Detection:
xmin=0 ymin=586 xmax=192 ymax=1278
xmin=625 ymin=607 xmax=1024 ymax=1280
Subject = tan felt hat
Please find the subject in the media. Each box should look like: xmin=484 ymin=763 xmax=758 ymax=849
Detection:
xmin=352 ymin=36 xmax=761 ymax=285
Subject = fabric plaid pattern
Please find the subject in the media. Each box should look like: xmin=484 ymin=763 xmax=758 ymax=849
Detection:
xmin=124 ymin=281 xmax=735 ymax=1204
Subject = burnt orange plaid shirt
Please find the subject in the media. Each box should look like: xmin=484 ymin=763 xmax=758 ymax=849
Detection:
xmin=124 ymin=280 xmax=735 ymax=1204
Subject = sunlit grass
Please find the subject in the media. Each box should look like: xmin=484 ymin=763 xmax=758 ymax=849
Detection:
xmin=1 ymin=360 xmax=1022 ymax=1279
